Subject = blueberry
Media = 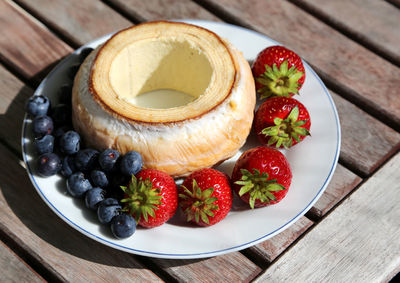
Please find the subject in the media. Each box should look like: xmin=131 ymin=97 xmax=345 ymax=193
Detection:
xmin=58 ymin=84 xmax=72 ymax=105
xmin=26 ymin=95 xmax=50 ymax=117
xmin=97 ymin=198 xmax=121 ymax=224
xmin=111 ymin=214 xmax=136 ymax=239
xmin=79 ymin=47 xmax=93 ymax=62
xmin=120 ymin=151 xmax=143 ymax=176
xmin=90 ymin=170 xmax=109 ymax=188
xmin=59 ymin=131 xmax=80 ymax=155
xmin=66 ymin=172 xmax=92 ymax=198
xmin=51 ymin=104 xmax=71 ymax=126
xmin=99 ymin=149 xmax=120 ymax=172
xmin=60 ymin=156 xmax=76 ymax=177
xmin=32 ymin=115 xmax=54 ymax=137
xmin=37 ymin=153 xmax=61 ymax=177
xmin=75 ymin=149 xmax=99 ymax=171
xmin=34 ymin=135 xmax=54 ymax=155
xmin=85 ymin=187 xmax=106 ymax=210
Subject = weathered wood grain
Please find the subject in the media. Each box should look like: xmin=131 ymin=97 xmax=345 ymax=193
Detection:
xmin=0 ymin=144 xmax=162 ymax=282
xmin=291 ymin=0 xmax=400 ymax=66
xmin=247 ymin=217 xmax=313 ymax=263
xmin=308 ymin=164 xmax=362 ymax=218
xmin=150 ymin=252 xmax=261 ymax=282
xmin=15 ymin=0 xmax=132 ymax=46
xmin=108 ymin=0 xmax=220 ymax=22
xmin=201 ymin=0 xmax=400 ymax=129
xmin=0 ymin=0 xmax=72 ymax=82
xmin=0 ymin=65 xmax=33 ymax=153
xmin=0 ymin=240 xmax=45 ymax=283
xmin=254 ymin=152 xmax=400 ymax=282
xmin=331 ymin=91 xmax=400 ymax=176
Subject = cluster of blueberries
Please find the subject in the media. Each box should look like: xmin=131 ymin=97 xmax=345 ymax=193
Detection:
xmin=25 ymin=53 xmax=143 ymax=239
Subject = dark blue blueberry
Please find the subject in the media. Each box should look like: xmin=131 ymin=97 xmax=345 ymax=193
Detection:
xmin=60 ymin=156 xmax=76 ymax=177
xmin=85 ymin=187 xmax=106 ymax=210
xmin=90 ymin=170 xmax=109 ymax=188
xmin=99 ymin=149 xmax=120 ymax=172
xmin=34 ymin=135 xmax=54 ymax=155
xmin=111 ymin=214 xmax=136 ymax=239
xmin=120 ymin=151 xmax=143 ymax=176
xmin=59 ymin=130 xmax=80 ymax=155
xmin=37 ymin=153 xmax=61 ymax=177
xmin=79 ymin=47 xmax=93 ymax=62
xmin=32 ymin=115 xmax=54 ymax=137
xmin=66 ymin=172 xmax=92 ymax=198
xmin=74 ymin=149 xmax=99 ymax=171
xmin=97 ymin=198 xmax=121 ymax=224
xmin=51 ymin=104 xmax=71 ymax=126
xmin=68 ymin=64 xmax=81 ymax=80
xmin=26 ymin=95 xmax=50 ymax=117
xmin=58 ymin=84 xmax=72 ymax=105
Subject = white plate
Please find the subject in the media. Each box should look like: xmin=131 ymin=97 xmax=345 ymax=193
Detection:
xmin=22 ymin=20 xmax=340 ymax=259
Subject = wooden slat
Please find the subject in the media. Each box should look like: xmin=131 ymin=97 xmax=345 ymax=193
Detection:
xmin=150 ymin=252 xmax=261 ymax=282
xmin=0 ymin=144 xmax=162 ymax=282
xmin=0 ymin=0 xmax=72 ymax=81
xmin=331 ymin=91 xmax=400 ymax=176
xmin=308 ymin=164 xmax=362 ymax=218
xmin=109 ymin=0 xmax=221 ymax=22
xmin=247 ymin=217 xmax=313 ymax=263
xmin=202 ymin=0 xmax=400 ymax=129
xmin=292 ymin=0 xmax=400 ymax=66
xmin=15 ymin=0 xmax=132 ymax=46
xmin=254 ymin=152 xmax=400 ymax=282
xmin=0 ymin=240 xmax=45 ymax=283
xmin=0 ymin=65 xmax=33 ymax=153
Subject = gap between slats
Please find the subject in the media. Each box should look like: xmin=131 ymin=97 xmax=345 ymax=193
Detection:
xmin=289 ymin=0 xmax=400 ymax=68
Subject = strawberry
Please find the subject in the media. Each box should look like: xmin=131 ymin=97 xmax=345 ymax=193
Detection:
xmin=121 ymin=169 xmax=178 ymax=228
xmin=179 ymin=168 xmax=232 ymax=226
xmin=232 ymin=147 xmax=292 ymax=208
xmin=252 ymin=45 xmax=305 ymax=99
xmin=254 ymin=97 xmax=311 ymax=149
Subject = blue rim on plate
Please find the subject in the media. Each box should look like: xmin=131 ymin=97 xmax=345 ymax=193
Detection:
xmin=21 ymin=20 xmax=341 ymax=259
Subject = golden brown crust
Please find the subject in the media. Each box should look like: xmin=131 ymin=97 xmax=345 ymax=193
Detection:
xmin=72 ymin=23 xmax=255 ymax=177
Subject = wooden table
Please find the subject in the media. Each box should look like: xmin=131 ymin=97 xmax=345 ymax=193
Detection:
xmin=1 ymin=0 xmax=399 ymax=282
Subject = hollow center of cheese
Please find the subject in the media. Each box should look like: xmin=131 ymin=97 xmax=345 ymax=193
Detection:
xmin=109 ymin=38 xmax=213 ymax=109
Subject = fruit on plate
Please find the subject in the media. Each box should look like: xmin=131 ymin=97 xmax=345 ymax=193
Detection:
xmin=32 ymin=115 xmax=54 ymax=137
xmin=66 ymin=172 xmax=92 ymax=198
xmin=34 ymin=134 xmax=54 ymax=155
xmin=254 ymin=97 xmax=311 ymax=148
xmin=85 ymin=187 xmax=106 ymax=210
xmin=121 ymin=169 xmax=178 ymax=228
xmin=232 ymin=147 xmax=292 ymax=208
xmin=37 ymin=152 xmax=61 ymax=177
xmin=111 ymin=214 xmax=136 ymax=239
xmin=97 ymin=198 xmax=122 ymax=224
xmin=178 ymin=168 xmax=232 ymax=226
xmin=26 ymin=95 xmax=51 ymax=117
xmin=252 ymin=45 xmax=305 ymax=99
xmin=120 ymin=151 xmax=143 ymax=176
xmin=72 ymin=21 xmax=256 ymax=177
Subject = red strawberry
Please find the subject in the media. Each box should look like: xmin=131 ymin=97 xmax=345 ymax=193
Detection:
xmin=121 ymin=169 xmax=178 ymax=228
xmin=254 ymin=97 xmax=311 ymax=148
xmin=232 ymin=147 xmax=292 ymax=208
xmin=179 ymin=168 xmax=232 ymax=226
xmin=252 ymin=45 xmax=305 ymax=99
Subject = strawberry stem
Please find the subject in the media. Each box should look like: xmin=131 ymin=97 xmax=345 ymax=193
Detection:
xmin=261 ymin=106 xmax=310 ymax=149
xmin=256 ymin=60 xmax=303 ymax=99
xmin=234 ymin=169 xmax=286 ymax=209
